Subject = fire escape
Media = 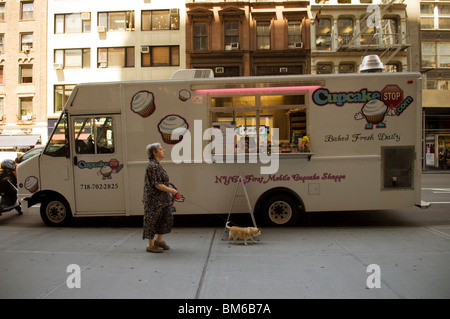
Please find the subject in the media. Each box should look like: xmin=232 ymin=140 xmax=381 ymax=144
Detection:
xmin=336 ymin=0 xmax=410 ymax=65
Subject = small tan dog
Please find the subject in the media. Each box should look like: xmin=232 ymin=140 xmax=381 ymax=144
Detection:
xmin=226 ymin=222 xmax=261 ymax=245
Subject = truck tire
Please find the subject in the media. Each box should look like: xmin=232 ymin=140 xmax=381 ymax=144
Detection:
xmin=40 ymin=197 xmax=72 ymax=226
xmin=261 ymin=193 xmax=300 ymax=226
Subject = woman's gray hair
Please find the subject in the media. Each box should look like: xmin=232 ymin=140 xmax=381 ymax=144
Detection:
xmin=146 ymin=143 xmax=161 ymax=160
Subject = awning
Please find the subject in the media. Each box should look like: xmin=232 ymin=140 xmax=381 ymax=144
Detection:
xmin=0 ymin=135 xmax=41 ymax=149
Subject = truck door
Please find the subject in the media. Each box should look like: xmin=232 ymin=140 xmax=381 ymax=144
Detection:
xmin=71 ymin=114 xmax=125 ymax=215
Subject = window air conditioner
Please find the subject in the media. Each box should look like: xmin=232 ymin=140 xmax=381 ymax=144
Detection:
xmin=53 ymin=63 xmax=63 ymax=70
xmin=294 ymin=42 xmax=303 ymax=49
xmin=225 ymin=43 xmax=239 ymax=50
xmin=22 ymin=114 xmax=32 ymax=121
xmin=215 ymin=67 xmax=224 ymax=74
xmin=97 ymin=26 xmax=106 ymax=33
xmin=279 ymin=67 xmax=288 ymax=73
xmin=141 ymin=46 xmax=150 ymax=54
xmin=81 ymin=12 xmax=91 ymax=20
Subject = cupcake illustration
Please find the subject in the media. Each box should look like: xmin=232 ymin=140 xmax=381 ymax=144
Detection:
xmin=99 ymin=165 xmax=113 ymax=179
xmin=158 ymin=115 xmax=188 ymax=144
xmin=130 ymin=90 xmax=155 ymax=117
xmin=179 ymin=89 xmax=191 ymax=102
xmin=361 ymin=99 xmax=388 ymax=129
xmin=25 ymin=176 xmax=39 ymax=193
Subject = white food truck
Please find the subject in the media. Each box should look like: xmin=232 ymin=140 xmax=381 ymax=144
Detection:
xmin=17 ymin=70 xmax=426 ymax=226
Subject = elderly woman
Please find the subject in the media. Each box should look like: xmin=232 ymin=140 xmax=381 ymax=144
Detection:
xmin=143 ymin=143 xmax=179 ymax=253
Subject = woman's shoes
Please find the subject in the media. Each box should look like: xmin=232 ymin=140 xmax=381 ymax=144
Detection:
xmin=146 ymin=245 xmax=163 ymax=253
xmin=146 ymin=241 xmax=170 ymax=253
xmin=154 ymin=240 xmax=170 ymax=250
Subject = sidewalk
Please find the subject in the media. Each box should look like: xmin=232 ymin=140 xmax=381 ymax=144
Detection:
xmin=1 ymin=218 xmax=449 ymax=299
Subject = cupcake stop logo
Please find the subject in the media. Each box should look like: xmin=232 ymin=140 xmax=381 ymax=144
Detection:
xmin=312 ymin=85 xmax=414 ymax=130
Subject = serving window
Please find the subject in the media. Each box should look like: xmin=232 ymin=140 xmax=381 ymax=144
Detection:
xmin=209 ymin=94 xmax=308 ymax=154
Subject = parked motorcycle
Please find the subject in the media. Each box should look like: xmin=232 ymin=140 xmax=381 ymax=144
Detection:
xmin=0 ymin=159 xmax=22 ymax=216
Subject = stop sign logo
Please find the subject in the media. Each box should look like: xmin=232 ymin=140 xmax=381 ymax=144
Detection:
xmin=381 ymin=85 xmax=403 ymax=108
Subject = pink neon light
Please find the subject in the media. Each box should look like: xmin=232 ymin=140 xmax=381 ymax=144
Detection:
xmin=194 ymin=86 xmax=322 ymax=95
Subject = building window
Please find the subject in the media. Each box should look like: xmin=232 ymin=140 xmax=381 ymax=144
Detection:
xmin=316 ymin=63 xmax=333 ymax=74
xmin=20 ymin=33 xmax=33 ymax=52
xmin=256 ymin=65 xmax=303 ymax=76
xmin=385 ymin=62 xmax=401 ymax=73
xmin=439 ymin=43 xmax=450 ymax=67
xmin=422 ymin=42 xmax=450 ymax=68
xmin=19 ymin=96 xmax=33 ymax=122
xmin=0 ymin=66 xmax=3 ymax=84
xmin=54 ymin=49 xmax=90 ymax=69
xmin=438 ymin=5 xmax=450 ymax=29
xmin=287 ymin=20 xmax=302 ymax=48
xmin=316 ymin=18 xmax=331 ymax=50
xmin=19 ymin=64 xmax=32 ymax=83
xmin=208 ymin=66 xmax=240 ymax=77
xmin=55 ymin=13 xmax=91 ymax=34
xmin=0 ymin=3 xmax=5 ymax=22
xmin=193 ymin=22 xmax=208 ymax=50
xmin=0 ymin=34 xmax=4 ymax=53
xmin=257 ymin=21 xmax=271 ymax=50
xmin=142 ymin=9 xmax=179 ymax=31
xmin=338 ymin=63 xmax=355 ymax=74
xmin=382 ymin=18 xmax=399 ymax=45
xmin=225 ymin=21 xmax=239 ymax=48
xmin=420 ymin=3 xmax=434 ymax=29
xmin=360 ymin=15 xmax=376 ymax=45
xmin=141 ymin=46 xmax=179 ymax=67
xmin=98 ymin=47 xmax=135 ymax=68
xmin=422 ymin=42 xmax=436 ymax=68
xmin=426 ymin=79 xmax=450 ymax=90
xmin=337 ymin=18 xmax=353 ymax=45
xmin=21 ymin=1 xmax=34 ymax=20
xmin=98 ymin=11 xmax=135 ymax=31
xmin=54 ymin=84 xmax=75 ymax=113
xmin=0 ymin=97 xmax=3 ymax=121
xmin=421 ymin=3 xmax=450 ymax=30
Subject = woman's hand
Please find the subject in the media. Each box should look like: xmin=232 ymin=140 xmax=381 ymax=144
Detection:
xmin=155 ymin=183 xmax=179 ymax=196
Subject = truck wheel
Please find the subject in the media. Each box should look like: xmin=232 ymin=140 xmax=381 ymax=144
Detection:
xmin=261 ymin=194 xmax=300 ymax=226
xmin=40 ymin=198 xmax=72 ymax=226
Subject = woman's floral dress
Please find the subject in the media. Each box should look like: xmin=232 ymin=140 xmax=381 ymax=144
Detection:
xmin=142 ymin=159 xmax=174 ymax=240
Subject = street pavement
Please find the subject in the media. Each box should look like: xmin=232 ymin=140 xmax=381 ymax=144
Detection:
xmin=0 ymin=174 xmax=449 ymax=301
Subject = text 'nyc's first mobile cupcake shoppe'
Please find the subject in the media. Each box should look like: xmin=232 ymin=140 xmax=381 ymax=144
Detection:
xmin=16 ymin=60 xmax=427 ymax=227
